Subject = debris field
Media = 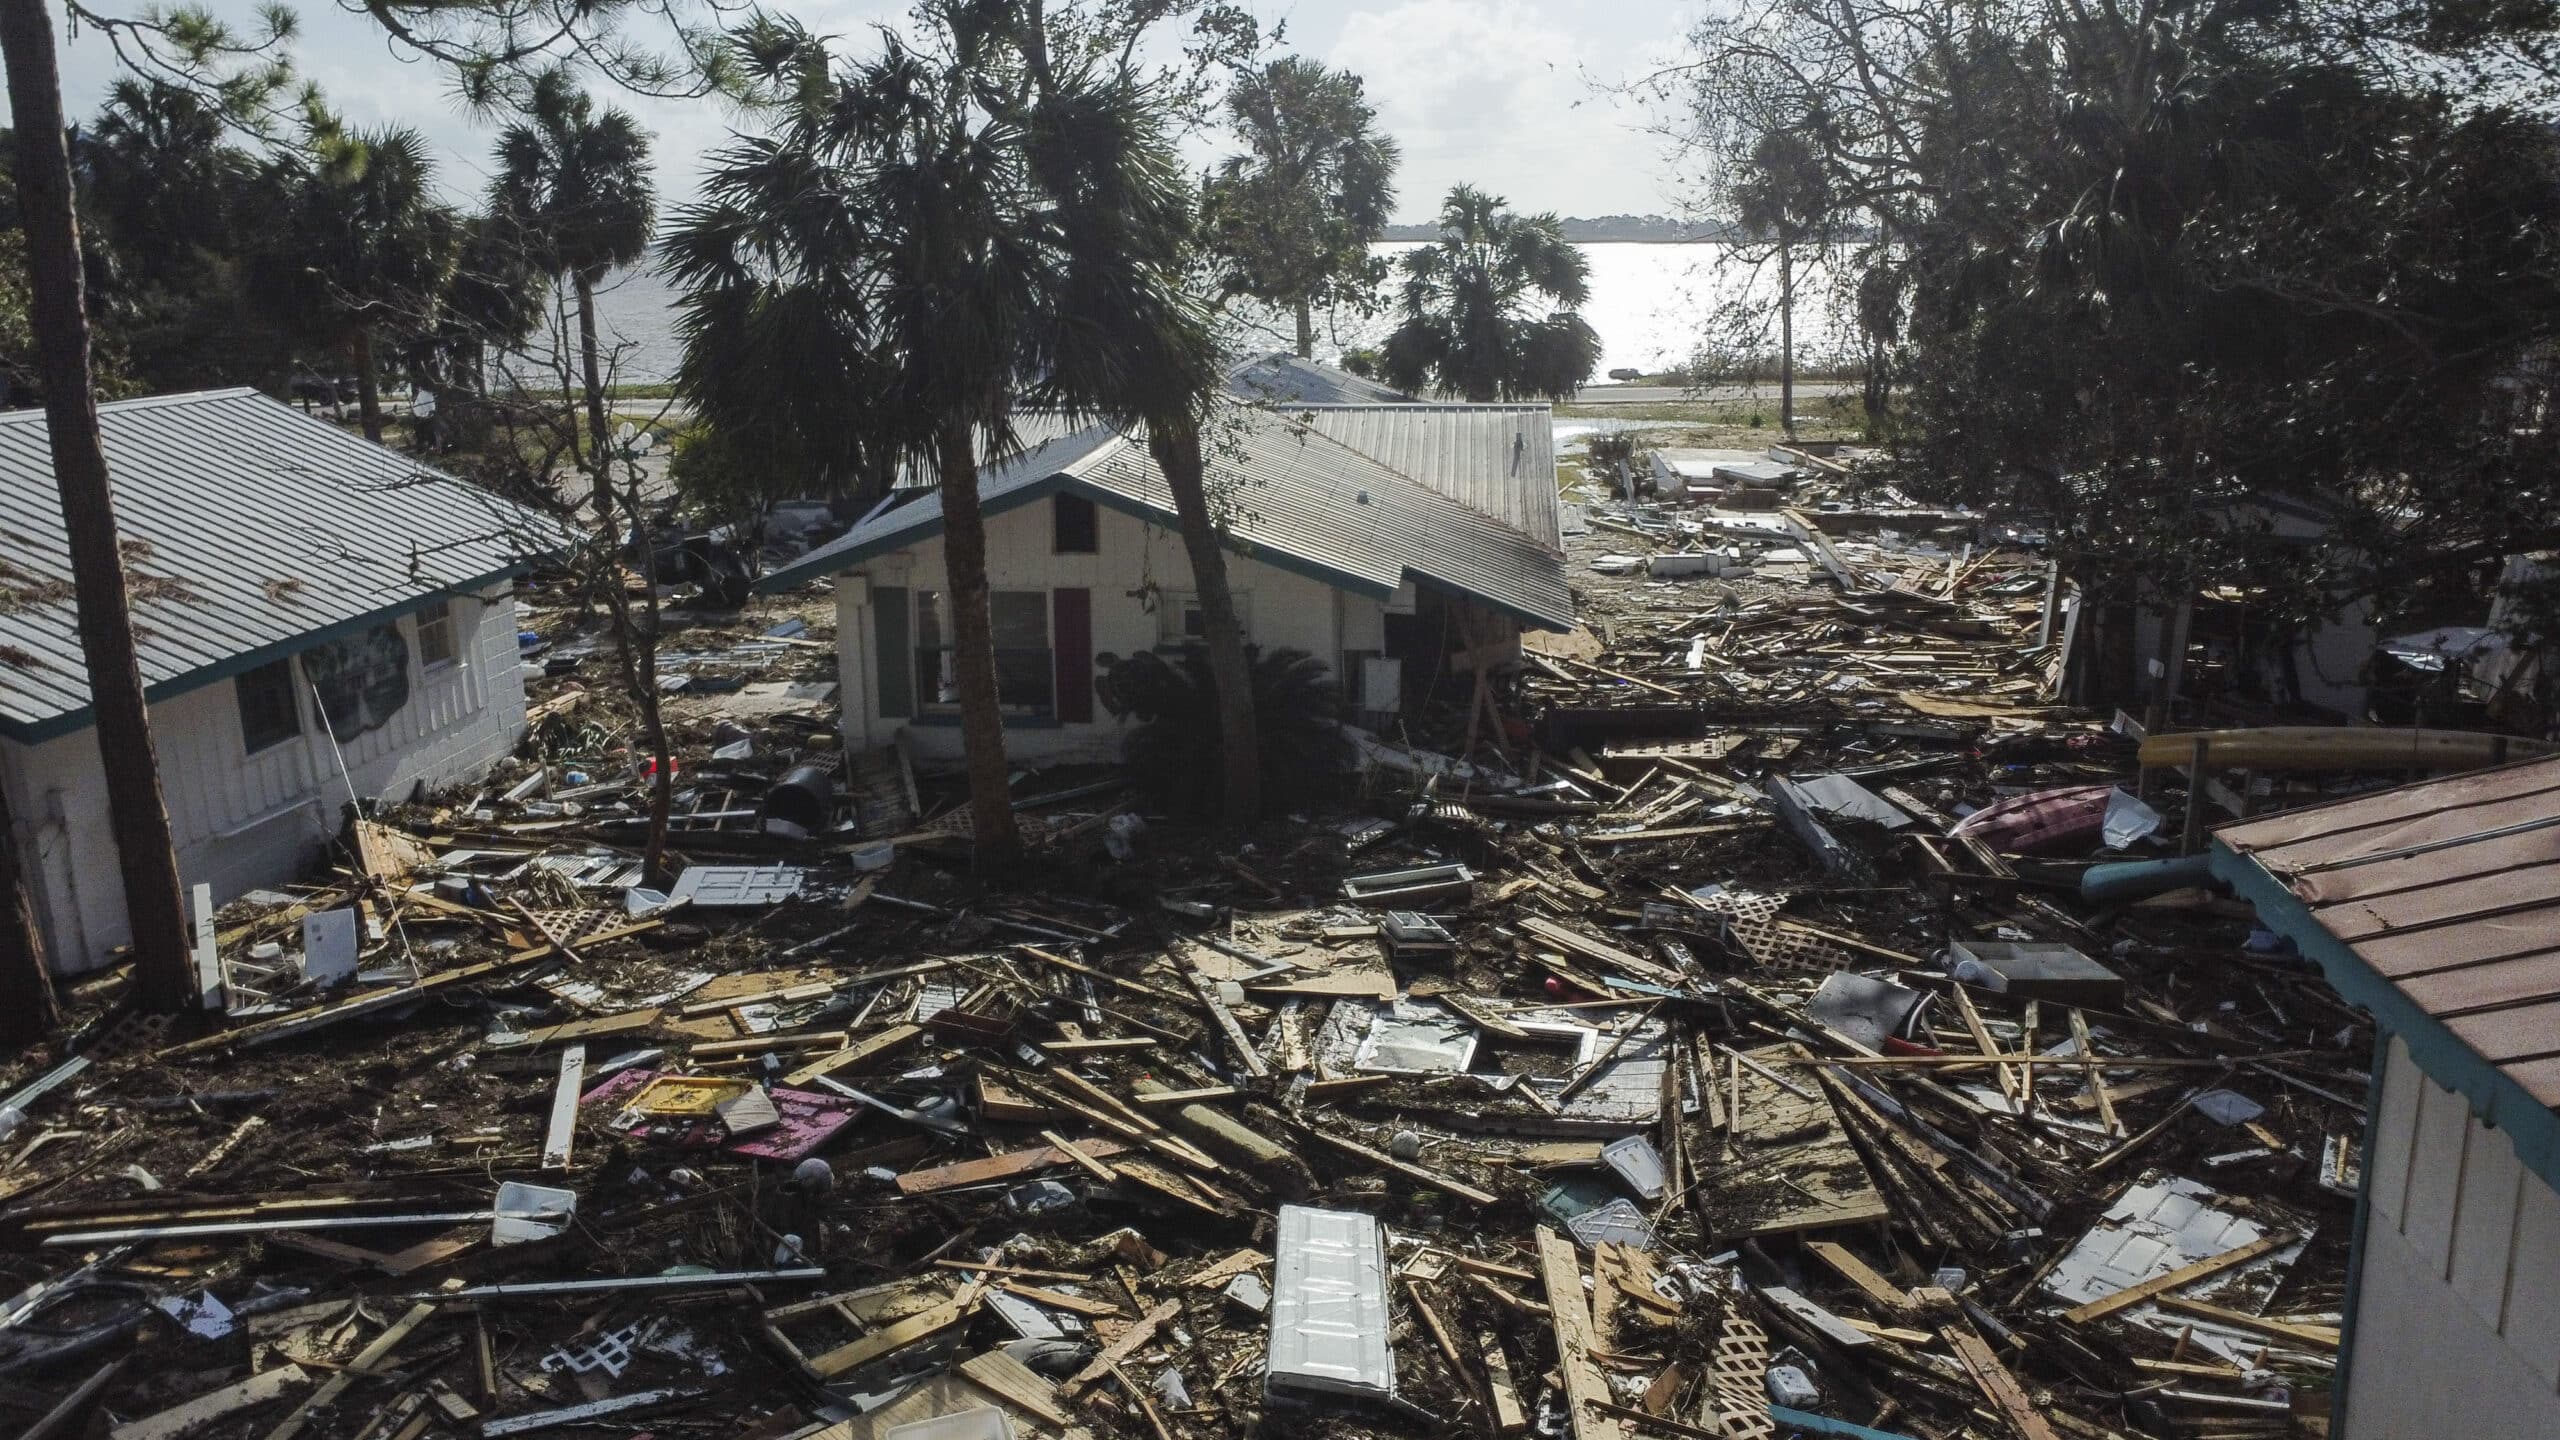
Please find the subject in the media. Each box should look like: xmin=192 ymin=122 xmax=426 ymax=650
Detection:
xmin=0 ymin=460 xmax=2384 ymax=1440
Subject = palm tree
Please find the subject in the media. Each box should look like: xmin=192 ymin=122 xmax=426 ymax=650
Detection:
xmin=1732 ymin=125 xmax=1833 ymax=438
xmin=1203 ymin=56 xmax=1400 ymax=358
xmin=1380 ymin=185 xmax=1600 ymax=402
xmin=668 ymin=8 xmax=1227 ymax=864
xmin=487 ymin=66 xmax=655 ymax=478
xmin=485 ymin=71 xmax=674 ymax=875
xmin=252 ymin=124 xmax=459 ymax=442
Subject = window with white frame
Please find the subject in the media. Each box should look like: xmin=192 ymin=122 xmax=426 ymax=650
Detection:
xmin=915 ymin=589 xmax=1054 ymax=715
xmin=415 ymin=598 xmax=458 ymax=669
xmin=1157 ymin=591 xmax=1249 ymax=648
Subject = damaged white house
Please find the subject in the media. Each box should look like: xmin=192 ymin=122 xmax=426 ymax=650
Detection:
xmin=759 ymin=356 xmax=1575 ymax=764
xmin=0 ymin=389 xmax=562 ymax=973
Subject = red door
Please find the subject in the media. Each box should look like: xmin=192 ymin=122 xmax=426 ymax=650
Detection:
xmin=1053 ymin=588 xmax=1093 ymax=723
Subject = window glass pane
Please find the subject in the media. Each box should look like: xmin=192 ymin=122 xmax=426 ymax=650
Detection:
xmin=991 ymin=591 xmax=1049 ymax=649
xmin=416 ymin=598 xmax=456 ymax=667
xmin=236 ymin=659 xmax=301 ymax=753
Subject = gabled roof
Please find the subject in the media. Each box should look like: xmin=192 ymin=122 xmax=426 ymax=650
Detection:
xmin=0 ymin=388 xmax=572 ymax=742
xmin=1225 ymin=352 xmax=1413 ymax=406
xmin=758 ymin=405 xmax=1574 ymax=631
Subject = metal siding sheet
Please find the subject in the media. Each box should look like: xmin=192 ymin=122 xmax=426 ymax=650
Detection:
xmin=2400 ymin=954 xmax=2560 ymax=1019
xmin=2314 ymin=865 xmax=2560 ymax=941
xmin=2448 ymin=1116 xmax=2524 ymax=1329
xmin=1267 ymin=1203 xmax=1394 ymax=1400
xmin=0 ymin=389 xmax=565 ymax=733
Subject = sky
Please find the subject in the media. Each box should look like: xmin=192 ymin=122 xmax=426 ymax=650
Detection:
xmin=51 ymin=0 xmax=1702 ymax=222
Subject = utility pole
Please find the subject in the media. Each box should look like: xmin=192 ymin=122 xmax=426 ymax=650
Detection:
xmin=2 ymin=0 xmax=199 ymax=1011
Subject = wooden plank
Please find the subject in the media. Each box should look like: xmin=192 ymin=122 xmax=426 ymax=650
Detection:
xmin=112 ymin=1365 xmax=311 ymax=1440
xmin=1038 ymin=1131 xmax=1119 ymax=1185
xmin=496 ymin=1009 xmax=662 ymax=1049
xmin=804 ymin=1296 xmax=973 ymax=1380
xmin=957 ymin=1350 xmax=1074 ymax=1429
xmin=1805 ymin=1241 xmax=1915 ymax=1314
xmin=1297 ymin=1124 xmax=1499 ymax=1206
xmin=1481 ymin=1331 xmax=1530 ymax=1436
xmin=998 ymin=1280 xmax=1124 ymax=1319
xmin=895 ymin=1139 xmax=1134 ymax=1196
xmin=1130 ymin=1085 xmax=1241 ymax=1106
xmin=1037 ymin=1037 xmax=1157 ymax=1055
xmin=1533 ymin=1226 xmax=1629 ymax=1440
xmin=2067 ymin=1009 xmax=2122 ymax=1136
xmin=1703 ymin=1045 xmax=1889 ymax=1238
xmin=1517 ymin=917 xmax=1682 ymax=985
xmin=541 ymin=1043 xmax=585 ymax=1171
xmin=1941 ymin=1323 xmax=2061 ymax=1440
xmin=2061 ymin=1232 xmax=2294 ymax=1325
xmin=2146 ymin=1294 xmax=2340 ymax=1348
xmin=1059 ymin=1298 xmax=1180 ymax=1400
xmin=783 ymin=1024 xmax=924 ymax=1086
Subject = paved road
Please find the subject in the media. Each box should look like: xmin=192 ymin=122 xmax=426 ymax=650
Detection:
xmin=1567 ymin=380 xmax=1858 ymax=406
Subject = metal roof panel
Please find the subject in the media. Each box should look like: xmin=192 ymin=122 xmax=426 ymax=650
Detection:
xmin=0 ymin=389 xmax=571 ymax=736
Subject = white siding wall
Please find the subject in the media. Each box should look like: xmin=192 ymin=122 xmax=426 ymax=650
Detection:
xmin=2344 ymin=1035 xmax=2560 ymax=1439
xmin=0 ymin=588 xmax=527 ymax=973
xmin=837 ymin=497 xmax=1388 ymax=763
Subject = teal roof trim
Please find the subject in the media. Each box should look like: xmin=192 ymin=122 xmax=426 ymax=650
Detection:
xmin=0 ymin=564 xmax=524 ymax=745
xmin=2210 ymin=838 xmax=2560 ymax=1198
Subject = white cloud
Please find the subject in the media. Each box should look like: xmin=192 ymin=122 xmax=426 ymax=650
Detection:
xmin=1325 ymin=0 xmax=1678 ymax=220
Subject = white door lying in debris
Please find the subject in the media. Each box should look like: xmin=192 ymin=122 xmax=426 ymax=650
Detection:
xmin=1267 ymin=1204 xmax=1395 ymax=1402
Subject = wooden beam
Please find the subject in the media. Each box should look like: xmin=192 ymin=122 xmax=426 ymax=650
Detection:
xmin=2061 ymin=1233 xmax=2294 ymax=1325
xmin=1534 ymin=1226 xmax=1629 ymax=1440
xmin=1037 ymin=1131 xmax=1120 ymax=1185
xmin=895 ymin=1139 xmax=1134 ymax=1196
xmin=1059 ymin=1298 xmax=1180 ymax=1400
xmin=1296 ymin=1125 xmax=1499 ymax=1206
xmin=804 ymin=1295 xmax=973 ymax=1380
xmin=1805 ymin=1241 xmax=1915 ymax=1315
xmin=2145 ymin=1295 xmax=2340 ymax=1349
xmin=782 ymin=1024 xmax=924 ymax=1087
xmin=263 ymin=1293 xmax=444 ymax=1440
xmin=1939 ymin=1323 xmax=2059 ymax=1440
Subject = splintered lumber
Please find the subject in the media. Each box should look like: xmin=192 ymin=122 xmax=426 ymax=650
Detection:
xmin=2066 ymin=1010 xmax=2122 ymax=1137
xmin=998 ymin=1280 xmax=1124 ymax=1318
xmin=1534 ymin=1227 xmax=1628 ymax=1440
xmin=112 ymin=1364 xmax=311 ymax=1440
xmin=1131 ymin=1085 xmax=1241 ymax=1106
xmin=1517 ymin=916 xmax=1682 ymax=985
xmin=895 ymin=1138 xmax=1134 ymax=1196
xmin=1296 ymin=1124 xmax=1499 ymax=1206
xmin=1807 ymin=1241 xmax=1917 ymax=1314
xmin=783 ymin=1024 xmax=924 ymax=1086
xmin=1059 ymin=1297 xmax=1180 ymax=1399
xmin=1185 ymin=972 xmax=1271 ymax=1078
xmin=2061 ymin=1232 xmax=2295 ymax=1325
xmin=182 ymin=1115 xmax=267 ymax=1182
xmin=1184 ymin=1249 xmax=1268 ymax=1289
xmin=1941 ymin=1321 xmax=2061 ymax=1440
xmin=263 ymin=1292 xmax=446 ymax=1440
xmin=1019 ymin=945 xmax=1187 ymax=1003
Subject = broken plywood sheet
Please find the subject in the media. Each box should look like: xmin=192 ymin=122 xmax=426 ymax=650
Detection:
xmin=802 ymin=1351 xmax=1082 ymax=1440
xmin=1699 ymin=1044 xmax=1887 ymax=1239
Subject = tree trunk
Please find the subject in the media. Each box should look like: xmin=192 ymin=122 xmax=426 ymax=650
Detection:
xmin=1293 ymin=300 xmax=1314 ymax=360
xmin=573 ymin=271 xmax=674 ymax=882
xmin=0 ymin=777 xmax=59 ymax=1043
xmin=1778 ymin=240 xmax=1795 ymax=440
xmin=1 ymin=0 xmax=195 ymax=1013
xmin=350 ymin=326 xmax=384 ymax=443
xmin=937 ymin=419 xmax=1022 ymax=869
xmin=1149 ymin=424 xmax=1259 ymax=825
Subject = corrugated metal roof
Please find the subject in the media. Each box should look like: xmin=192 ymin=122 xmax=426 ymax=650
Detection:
xmin=2218 ymin=758 xmax=2560 ymax=1105
xmin=1224 ymin=352 xmax=1413 ymax=406
xmin=0 ymin=388 xmax=570 ymax=739
xmin=1289 ymin=404 xmax=1560 ymax=549
xmin=761 ymin=405 xmax=1574 ymax=631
